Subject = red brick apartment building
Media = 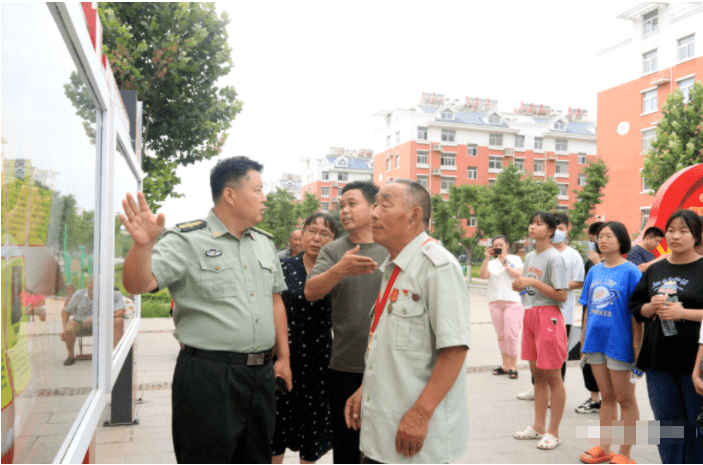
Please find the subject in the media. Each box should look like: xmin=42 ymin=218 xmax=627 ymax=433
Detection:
xmin=373 ymin=93 xmax=597 ymax=233
xmin=597 ymin=2 xmax=703 ymax=234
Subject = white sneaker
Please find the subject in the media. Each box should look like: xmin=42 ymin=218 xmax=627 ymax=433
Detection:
xmin=517 ymin=387 xmax=534 ymax=400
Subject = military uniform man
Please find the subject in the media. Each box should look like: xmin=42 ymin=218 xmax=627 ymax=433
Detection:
xmin=120 ymin=157 xmax=291 ymax=463
xmin=345 ymin=180 xmax=470 ymax=464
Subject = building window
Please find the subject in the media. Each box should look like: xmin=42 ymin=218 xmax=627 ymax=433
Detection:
xmin=680 ymin=77 xmax=695 ymax=103
xmin=467 ymin=144 xmax=477 ymax=156
xmin=417 ymin=175 xmax=428 ymax=189
xmin=641 ymin=208 xmax=650 ymax=227
xmin=534 ymin=137 xmax=544 ymax=151
xmin=469 ymin=216 xmax=477 ymax=227
xmin=555 ymin=139 xmax=568 ymax=152
xmin=678 ymin=35 xmax=695 ymax=62
xmin=534 ymin=159 xmax=544 ymax=174
xmin=642 ymin=176 xmax=652 ymax=193
xmin=441 ymin=129 xmax=455 ymax=143
xmin=336 ymin=158 xmax=347 ymax=167
xmin=578 ymin=153 xmax=586 ymax=164
xmin=386 ymin=135 xmax=391 ymax=149
xmin=322 ymin=202 xmax=329 ymax=212
xmin=488 ymin=179 xmax=496 ymax=187
xmin=467 ymin=167 xmax=477 ymax=179
xmin=322 ymin=187 xmax=329 ymax=197
xmin=555 ymin=161 xmax=569 ymax=177
xmin=558 ymin=183 xmax=569 ymax=199
xmin=643 ymin=89 xmax=658 ymax=113
xmin=488 ymin=114 xmax=501 ymax=124
xmin=554 ymin=121 xmax=565 ymax=131
xmin=322 ymin=171 xmax=329 ymax=180
xmin=643 ymin=9 xmax=658 ymax=35
xmin=417 ymin=151 xmax=428 ymax=165
xmin=489 ymin=133 xmax=503 ymax=147
xmin=386 ymin=114 xmax=392 ymax=126
xmin=440 ymin=177 xmax=456 ymax=193
xmin=338 ymin=172 xmax=348 ymax=181
xmin=395 ymin=155 xmax=400 ymax=169
xmin=440 ymin=109 xmax=453 ymax=120
xmin=514 ymin=158 xmax=525 ymax=171
xmin=441 ymin=152 xmax=456 ymax=167
xmin=515 ymin=135 xmax=525 ymax=149
xmin=578 ymin=174 xmax=586 ymax=186
xmin=417 ymin=126 xmax=428 ymax=140
xmin=642 ymin=129 xmax=656 ymax=153
xmin=396 ymin=131 xmax=401 ymax=145
xmin=555 ymin=205 xmax=568 ymax=213
xmin=489 ymin=156 xmax=502 ymax=172
xmin=643 ymin=50 xmax=657 ymax=74
xmin=386 ymin=157 xmax=391 ymax=171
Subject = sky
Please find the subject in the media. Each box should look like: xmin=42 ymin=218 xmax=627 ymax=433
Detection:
xmin=157 ymin=0 xmax=644 ymax=227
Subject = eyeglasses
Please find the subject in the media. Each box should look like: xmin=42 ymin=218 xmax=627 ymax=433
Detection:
xmin=304 ymin=228 xmax=333 ymax=240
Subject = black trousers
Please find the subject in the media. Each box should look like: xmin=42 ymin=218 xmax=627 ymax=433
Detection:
xmin=581 ymin=306 xmax=600 ymax=393
xmin=172 ymin=349 xmax=276 ymax=463
xmin=328 ymin=369 xmax=364 ymax=464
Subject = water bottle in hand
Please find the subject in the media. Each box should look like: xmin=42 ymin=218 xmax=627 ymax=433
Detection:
xmin=630 ymin=367 xmax=644 ymax=384
xmin=660 ymin=294 xmax=678 ymax=337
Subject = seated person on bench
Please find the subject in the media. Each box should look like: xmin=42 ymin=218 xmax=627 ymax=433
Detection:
xmin=61 ymin=278 xmax=126 ymax=365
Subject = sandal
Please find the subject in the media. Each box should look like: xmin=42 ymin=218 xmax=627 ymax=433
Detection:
xmin=580 ymin=446 xmax=614 ymax=464
xmin=536 ymin=433 xmax=560 ymax=450
xmin=509 ymin=369 xmax=518 ymax=379
xmin=63 ymin=357 xmax=76 ymax=366
xmin=493 ymin=366 xmax=507 ymax=375
xmin=513 ymin=425 xmax=544 ymax=440
xmin=609 ymin=454 xmax=635 ymax=464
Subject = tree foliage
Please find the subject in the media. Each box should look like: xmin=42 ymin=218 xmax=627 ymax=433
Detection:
xmin=477 ymin=165 xmax=559 ymax=247
xmin=642 ymin=80 xmax=703 ymax=193
xmin=259 ymin=188 xmax=300 ymax=250
xmin=569 ymin=158 xmax=609 ymax=240
xmin=64 ymin=2 xmax=242 ymax=210
xmin=298 ymin=192 xmax=321 ymax=221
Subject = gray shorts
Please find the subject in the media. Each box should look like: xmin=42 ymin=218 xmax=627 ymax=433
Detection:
xmin=585 ymin=352 xmax=635 ymax=371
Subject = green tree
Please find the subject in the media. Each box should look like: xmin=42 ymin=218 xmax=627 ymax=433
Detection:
xmin=569 ymin=158 xmax=609 ymax=240
xmin=297 ymin=192 xmax=321 ymax=220
xmin=259 ymin=188 xmax=298 ymax=250
xmin=430 ymin=194 xmax=462 ymax=254
xmin=642 ymin=80 xmax=703 ymax=193
xmin=65 ymin=2 xmax=242 ymax=209
xmin=477 ymin=165 xmax=559 ymax=247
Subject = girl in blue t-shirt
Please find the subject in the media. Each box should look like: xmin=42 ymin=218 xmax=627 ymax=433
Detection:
xmin=579 ymin=222 xmax=643 ymax=464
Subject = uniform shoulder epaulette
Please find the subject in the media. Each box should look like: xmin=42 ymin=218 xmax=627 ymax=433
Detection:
xmin=421 ymin=241 xmax=451 ymax=267
xmin=251 ymin=226 xmax=273 ymax=239
xmin=175 ymin=220 xmax=207 ymax=232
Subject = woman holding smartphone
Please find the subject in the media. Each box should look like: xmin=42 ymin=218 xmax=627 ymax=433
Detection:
xmin=578 ymin=221 xmax=642 ymax=464
xmin=629 ymin=210 xmax=703 ymax=464
xmin=480 ymin=235 xmax=524 ymax=379
xmin=512 ymin=212 xmax=568 ymax=450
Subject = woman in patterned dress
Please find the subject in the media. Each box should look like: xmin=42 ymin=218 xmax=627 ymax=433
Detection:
xmin=272 ymin=212 xmax=340 ymax=464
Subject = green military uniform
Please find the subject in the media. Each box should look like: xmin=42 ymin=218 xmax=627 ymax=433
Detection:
xmin=151 ymin=209 xmax=287 ymax=351
xmin=152 ymin=209 xmax=287 ymax=463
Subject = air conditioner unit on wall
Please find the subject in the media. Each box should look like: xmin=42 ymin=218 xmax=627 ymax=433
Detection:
xmin=432 ymin=168 xmax=442 ymax=175
xmin=332 ymin=197 xmax=338 ymax=202
xmin=431 ymin=143 xmax=441 ymax=151
xmin=331 ymin=181 xmax=338 ymax=187
xmin=504 ymin=148 xmax=514 ymax=156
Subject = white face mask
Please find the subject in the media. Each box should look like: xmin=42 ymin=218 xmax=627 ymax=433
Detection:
xmin=552 ymin=229 xmax=566 ymax=244
xmin=588 ymin=241 xmax=596 ymax=251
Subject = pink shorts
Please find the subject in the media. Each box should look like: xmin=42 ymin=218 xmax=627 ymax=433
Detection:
xmin=521 ymin=305 xmax=568 ymax=370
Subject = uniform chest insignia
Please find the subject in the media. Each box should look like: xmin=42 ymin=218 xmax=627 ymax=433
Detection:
xmin=412 ymin=293 xmax=420 ymax=302
xmin=176 ymin=220 xmax=207 ymax=232
xmin=389 ymin=288 xmax=399 ymax=302
xmin=402 ymin=289 xmax=409 ymax=296
xmin=205 ymin=249 xmax=222 ymax=257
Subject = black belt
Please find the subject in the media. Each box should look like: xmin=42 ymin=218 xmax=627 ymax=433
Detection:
xmin=181 ymin=345 xmax=273 ymax=366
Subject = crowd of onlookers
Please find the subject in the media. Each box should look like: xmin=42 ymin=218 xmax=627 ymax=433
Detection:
xmin=481 ymin=210 xmax=703 ymax=464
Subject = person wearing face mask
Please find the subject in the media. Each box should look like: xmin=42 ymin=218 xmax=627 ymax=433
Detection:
xmin=575 ymin=222 xmax=604 ymax=414
xmin=517 ymin=212 xmax=584 ymax=401
xmin=479 ymin=235 xmax=524 ymax=379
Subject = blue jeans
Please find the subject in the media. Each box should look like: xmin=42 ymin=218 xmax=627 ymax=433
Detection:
xmin=645 ymin=369 xmax=703 ymax=464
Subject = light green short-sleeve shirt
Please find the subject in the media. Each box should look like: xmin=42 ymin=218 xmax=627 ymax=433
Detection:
xmin=360 ymin=232 xmax=471 ymax=464
xmin=151 ymin=209 xmax=287 ymax=352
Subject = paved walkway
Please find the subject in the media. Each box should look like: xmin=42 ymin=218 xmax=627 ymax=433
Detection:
xmin=96 ymin=294 xmax=662 ymax=464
